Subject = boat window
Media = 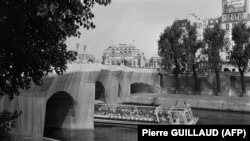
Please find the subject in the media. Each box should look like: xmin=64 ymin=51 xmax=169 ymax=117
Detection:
xmin=187 ymin=110 xmax=194 ymax=118
xmin=171 ymin=112 xmax=185 ymax=124
xmin=158 ymin=110 xmax=169 ymax=122
xmin=185 ymin=111 xmax=192 ymax=123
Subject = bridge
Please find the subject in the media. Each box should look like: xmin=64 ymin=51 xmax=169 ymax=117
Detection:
xmin=0 ymin=63 xmax=249 ymax=138
xmin=0 ymin=64 xmax=161 ymax=138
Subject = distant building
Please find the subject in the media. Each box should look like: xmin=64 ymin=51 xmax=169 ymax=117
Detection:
xmin=205 ymin=17 xmax=222 ymax=28
xmin=149 ymin=55 xmax=161 ymax=69
xmin=174 ymin=14 xmax=206 ymax=72
xmin=187 ymin=13 xmax=205 ymax=40
xmin=174 ymin=2 xmax=250 ymax=72
xmin=75 ymin=44 xmax=95 ymax=64
xmin=198 ymin=0 xmax=250 ymax=72
xmin=102 ymin=44 xmax=146 ymax=68
xmin=219 ymin=0 xmax=250 ymax=71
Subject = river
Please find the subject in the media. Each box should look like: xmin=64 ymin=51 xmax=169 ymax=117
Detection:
xmin=43 ymin=109 xmax=250 ymax=141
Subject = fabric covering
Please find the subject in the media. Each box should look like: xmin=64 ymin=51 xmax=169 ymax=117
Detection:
xmin=0 ymin=64 xmax=160 ymax=137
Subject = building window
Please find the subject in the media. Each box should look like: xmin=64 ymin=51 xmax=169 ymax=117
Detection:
xmin=223 ymin=15 xmax=226 ymax=22
xmin=232 ymin=14 xmax=235 ymax=21
xmin=226 ymin=24 xmax=230 ymax=31
xmin=239 ymin=13 xmax=243 ymax=20
xmin=236 ymin=14 xmax=239 ymax=20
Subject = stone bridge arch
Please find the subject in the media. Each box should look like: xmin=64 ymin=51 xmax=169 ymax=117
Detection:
xmin=130 ymin=82 xmax=158 ymax=94
xmin=44 ymin=91 xmax=75 ymax=129
xmin=96 ymin=70 xmax=121 ymax=104
xmin=95 ymin=81 xmax=106 ymax=103
xmin=128 ymin=71 xmax=161 ymax=96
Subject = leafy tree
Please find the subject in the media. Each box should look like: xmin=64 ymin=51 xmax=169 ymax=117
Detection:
xmin=158 ymin=21 xmax=185 ymax=94
xmin=203 ymin=24 xmax=225 ymax=96
xmin=231 ymin=23 xmax=250 ymax=97
xmin=0 ymin=0 xmax=111 ymax=138
xmin=0 ymin=111 xmax=22 ymax=140
xmin=0 ymin=0 xmax=111 ymax=98
xmin=182 ymin=22 xmax=204 ymax=94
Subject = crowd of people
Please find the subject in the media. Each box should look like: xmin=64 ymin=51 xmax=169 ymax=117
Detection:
xmin=94 ymin=104 xmax=170 ymax=122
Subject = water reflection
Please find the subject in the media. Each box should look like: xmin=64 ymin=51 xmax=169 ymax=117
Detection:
xmin=44 ymin=126 xmax=138 ymax=141
xmin=44 ymin=128 xmax=95 ymax=141
xmin=193 ymin=109 xmax=250 ymax=125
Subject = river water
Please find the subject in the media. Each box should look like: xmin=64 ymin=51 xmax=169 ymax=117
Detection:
xmin=43 ymin=109 xmax=250 ymax=141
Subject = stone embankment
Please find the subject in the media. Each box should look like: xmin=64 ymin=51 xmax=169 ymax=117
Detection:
xmin=121 ymin=93 xmax=250 ymax=112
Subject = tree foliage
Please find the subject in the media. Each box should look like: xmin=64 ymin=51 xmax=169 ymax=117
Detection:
xmin=203 ymin=24 xmax=225 ymax=95
xmin=0 ymin=0 xmax=111 ymax=138
xmin=182 ymin=22 xmax=204 ymax=94
xmin=0 ymin=111 xmax=22 ymax=140
xmin=231 ymin=23 xmax=250 ymax=96
xmin=0 ymin=0 xmax=111 ymax=99
xmin=158 ymin=21 xmax=185 ymax=94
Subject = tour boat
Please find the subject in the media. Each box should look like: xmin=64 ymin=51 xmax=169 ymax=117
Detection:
xmin=94 ymin=101 xmax=199 ymax=126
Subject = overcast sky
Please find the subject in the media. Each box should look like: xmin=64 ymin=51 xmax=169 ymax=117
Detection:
xmin=66 ymin=0 xmax=222 ymax=60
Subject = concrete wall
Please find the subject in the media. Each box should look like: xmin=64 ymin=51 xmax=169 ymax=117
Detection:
xmin=122 ymin=94 xmax=250 ymax=112
xmin=160 ymin=73 xmax=250 ymax=97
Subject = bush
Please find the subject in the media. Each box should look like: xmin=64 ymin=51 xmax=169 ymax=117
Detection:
xmin=0 ymin=111 xmax=22 ymax=140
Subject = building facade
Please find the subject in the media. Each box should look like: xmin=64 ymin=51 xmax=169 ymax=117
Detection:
xmin=220 ymin=0 xmax=250 ymax=71
xmin=173 ymin=14 xmax=207 ymax=72
xmin=102 ymin=44 xmax=146 ymax=68
xmin=179 ymin=1 xmax=250 ymax=72
xmin=74 ymin=44 xmax=95 ymax=64
xmin=149 ymin=55 xmax=161 ymax=69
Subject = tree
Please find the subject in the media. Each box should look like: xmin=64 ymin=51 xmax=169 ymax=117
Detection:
xmin=158 ymin=21 xmax=185 ymax=94
xmin=231 ymin=23 xmax=250 ymax=97
xmin=182 ymin=22 xmax=204 ymax=94
xmin=203 ymin=24 xmax=226 ymax=96
xmin=0 ymin=0 xmax=111 ymax=138
xmin=0 ymin=0 xmax=111 ymax=99
xmin=0 ymin=111 xmax=22 ymax=140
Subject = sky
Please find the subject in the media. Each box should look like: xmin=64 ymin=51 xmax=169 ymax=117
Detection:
xmin=66 ymin=0 xmax=222 ymax=60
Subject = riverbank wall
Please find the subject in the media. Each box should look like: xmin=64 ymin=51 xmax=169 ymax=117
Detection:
xmin=120 ymin=93 xmax=250 ymax=112
xmin=158 ymin=73 xmax=250 ymax=97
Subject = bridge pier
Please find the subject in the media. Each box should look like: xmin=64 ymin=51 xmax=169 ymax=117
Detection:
xmin=70 ymin=82 xmax=95 ymax=130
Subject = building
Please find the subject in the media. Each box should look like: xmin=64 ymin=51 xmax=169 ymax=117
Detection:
xmin=173 ymin=14 xmax=207 ymax=72
xmin=219 ymin=0 xmax=250 ymax=71
xmin=149 ymin=54 xmax=161 ymax=69
xmin=102 ymin=44 xmax=146 ymax=68
xmin=205 ymin=17 xmax=222 ymax=29
xmin=201 ymin=16 xmax=238 ymax=72
xmin=187 ymin=13 xmax=205 ymax=40
xmin=74 ymin=44 xmax=95 ymax=64
xmin=187 ymin=0 xmax=250 ymax=72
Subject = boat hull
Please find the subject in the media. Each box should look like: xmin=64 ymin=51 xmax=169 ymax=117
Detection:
xmin=94 ymin=117 xmax=199 ymax=127
xmin=94 ymin=118 xmax=170 ymax=128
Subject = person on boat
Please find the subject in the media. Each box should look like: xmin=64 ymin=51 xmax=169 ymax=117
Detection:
xmin=174 ymin=118 xmax=180 ymax=123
